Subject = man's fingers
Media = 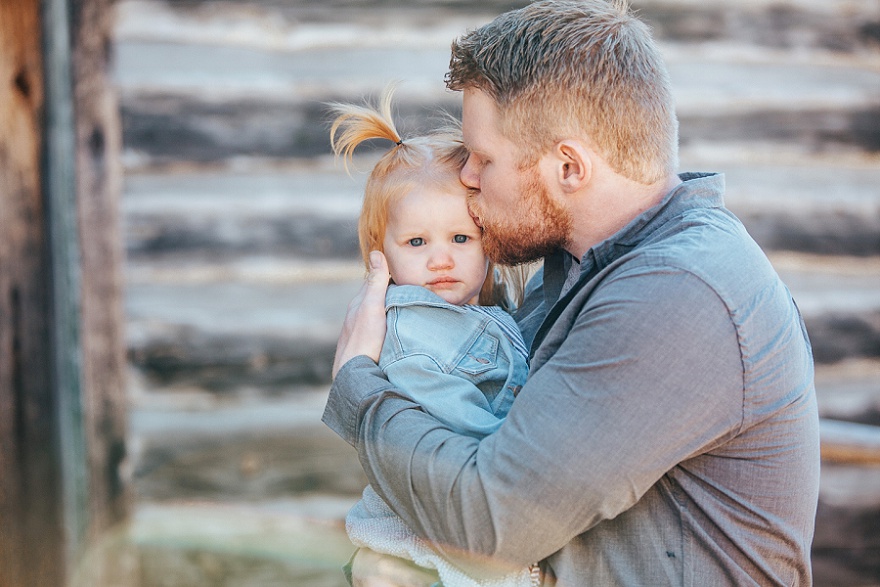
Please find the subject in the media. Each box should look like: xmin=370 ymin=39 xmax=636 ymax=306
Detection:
xmin=366 ymin=250 xmax=390 ymax=286
xmin=331 ymin=251 xmax=390 ymax=378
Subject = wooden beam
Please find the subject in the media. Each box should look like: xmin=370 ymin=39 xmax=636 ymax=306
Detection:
xmin=70 ymin=0 xmax=130 ymax=546
xmin=0 ymin=0 xmax=129 ymax=585
xmin=820 ymin=418 xmax=880 ymax=465
xmin=44 ymin=0 xmax=90 ymax=570
xmin=0 ymin=1 xmax=66 ymax=585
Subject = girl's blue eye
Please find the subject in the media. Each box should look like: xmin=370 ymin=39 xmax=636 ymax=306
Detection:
xmin=408 ymin=237 xmax=424 ymax=247
xmin=453 ymin=235 xmax=469 ymax=244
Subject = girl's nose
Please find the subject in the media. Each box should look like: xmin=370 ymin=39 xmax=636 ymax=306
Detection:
xmin=427 ymin=246 xmax=454 ymax=270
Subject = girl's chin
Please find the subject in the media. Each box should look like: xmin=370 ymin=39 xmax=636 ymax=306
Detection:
xmin=429 ymin=290 xmax=466 ymax=305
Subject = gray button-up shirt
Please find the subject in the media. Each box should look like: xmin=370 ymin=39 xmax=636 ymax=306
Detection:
xmin=324 ymin=172 xmax=820 ymax=586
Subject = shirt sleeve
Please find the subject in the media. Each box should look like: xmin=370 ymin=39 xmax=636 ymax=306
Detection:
xmin=323 ymin=266 xmax=745 ymax=569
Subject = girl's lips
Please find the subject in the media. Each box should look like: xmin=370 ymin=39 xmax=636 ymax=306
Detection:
xmin=427 ymin=277 xmax=458 ymax=287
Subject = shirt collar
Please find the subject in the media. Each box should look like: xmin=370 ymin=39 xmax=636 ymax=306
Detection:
xmin=545 ymin=172 xmax=725 ymax=293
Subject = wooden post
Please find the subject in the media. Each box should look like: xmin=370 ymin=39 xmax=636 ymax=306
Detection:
xmin=70 ymin=0 xmax=130 ymax=548
xmin=0 ymin=2 xmax=64 ymax=584
xmin=44 ymin=0 xmax=90 ymax=570
xmin=0 ymin=0 xmax=129 ymax=585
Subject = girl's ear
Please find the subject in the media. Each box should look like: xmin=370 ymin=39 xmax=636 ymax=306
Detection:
xmin=554 ymin=140 xmax=592 ymax=192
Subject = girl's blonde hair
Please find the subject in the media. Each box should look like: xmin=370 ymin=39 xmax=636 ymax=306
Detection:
xmin=328 ymin=86 xmax=525 ymax=308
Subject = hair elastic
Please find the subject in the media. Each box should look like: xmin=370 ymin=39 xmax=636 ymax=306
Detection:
xmin=395 ymin=139 xmax=404 ymax=146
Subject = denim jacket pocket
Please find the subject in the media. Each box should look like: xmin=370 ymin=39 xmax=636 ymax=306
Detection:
xmin=455 ymin=330 xmax=500 ymax=376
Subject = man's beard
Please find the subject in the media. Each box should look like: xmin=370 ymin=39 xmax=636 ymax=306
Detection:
xmin=470 ymin=171 xmax=573 ymax=266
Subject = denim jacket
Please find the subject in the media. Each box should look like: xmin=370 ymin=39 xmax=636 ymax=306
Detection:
xmin=345 ymin=284 xmax=533 ymax=587
xmin=378 ymin=284 xmax=529 ymax=436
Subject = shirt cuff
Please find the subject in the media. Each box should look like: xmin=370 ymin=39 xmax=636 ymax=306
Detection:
xmin=322 ymin=355 xmax=387 ymax=447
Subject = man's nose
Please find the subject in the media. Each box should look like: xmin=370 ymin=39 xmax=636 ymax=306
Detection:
xmin=460 ymin=155 xmax=480 ymax=190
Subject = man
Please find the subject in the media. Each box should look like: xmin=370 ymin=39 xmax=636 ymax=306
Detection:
xmin=325 ymin=1 xmax=820 ymax=585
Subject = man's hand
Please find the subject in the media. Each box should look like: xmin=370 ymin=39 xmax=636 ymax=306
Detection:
xmin=332 ymin=251 xmax=391 ymax=378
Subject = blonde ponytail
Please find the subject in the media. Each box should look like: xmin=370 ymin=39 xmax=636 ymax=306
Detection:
xmin=329 ymin=86 xmax=403 ymax=171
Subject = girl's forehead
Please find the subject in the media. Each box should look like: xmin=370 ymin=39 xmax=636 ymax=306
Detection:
xmin=388 ymin=184 xmax=473 ymax=226
xmin=395 ymin=182 xmax=467 ymax=207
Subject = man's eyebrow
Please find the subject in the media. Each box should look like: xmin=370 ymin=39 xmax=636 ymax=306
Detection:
xmin=462 ymin=141 xmax=484 ymax=155
xmin=460 ymin=134 xmax=479 ymax=152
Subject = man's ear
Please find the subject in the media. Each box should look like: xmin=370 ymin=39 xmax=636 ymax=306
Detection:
xmin=554 ymin=140 xmax=592 ymax=192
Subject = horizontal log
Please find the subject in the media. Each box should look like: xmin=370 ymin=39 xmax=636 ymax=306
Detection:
xmin=820 ymin=418 xmax=880 ymax=465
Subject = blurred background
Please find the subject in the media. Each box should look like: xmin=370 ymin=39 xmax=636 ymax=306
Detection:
xmin=104 ymin=0 xmax=880 ymax=585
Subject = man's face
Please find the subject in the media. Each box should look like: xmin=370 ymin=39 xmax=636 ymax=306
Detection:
xmin=460 ymin=88 xmax=572 ymax=266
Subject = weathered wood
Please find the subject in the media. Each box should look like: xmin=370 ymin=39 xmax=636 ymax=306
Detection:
xmin=820 ymin=418 xmax=880 ymax=465
xmin=70 ymin=0 xmax=130 ymax=546
xmin=0 ymin=2 xmax=66 ymax=586
xmin=44 ymin=0 xmax=90 ymax=572
xmin=0 ymin=0 xmax=129 ymax=585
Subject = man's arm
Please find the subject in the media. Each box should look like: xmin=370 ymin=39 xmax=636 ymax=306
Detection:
xmin=325 ymin=264 xmax=745 ymax=568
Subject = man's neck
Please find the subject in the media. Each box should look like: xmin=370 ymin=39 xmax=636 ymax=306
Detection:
xmin=566 ymin=173 xmax=681 ymax=260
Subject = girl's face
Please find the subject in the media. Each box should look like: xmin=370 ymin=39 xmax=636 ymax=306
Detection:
xmin=382 ymin=183 xmax=489 ymax=306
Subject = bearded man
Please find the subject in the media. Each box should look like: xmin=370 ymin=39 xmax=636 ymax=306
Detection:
xmin=325 ymin=1 xmax=820 ymax=585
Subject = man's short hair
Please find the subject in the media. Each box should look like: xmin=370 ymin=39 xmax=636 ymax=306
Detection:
xmin=447 ymin=0 xmax=679 ymax=184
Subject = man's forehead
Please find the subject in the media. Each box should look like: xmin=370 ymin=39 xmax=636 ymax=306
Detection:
xmin=460 ymin=90 xmax=496 ymax=150
xmin=461 ymin=88 xmax=494 ymax=118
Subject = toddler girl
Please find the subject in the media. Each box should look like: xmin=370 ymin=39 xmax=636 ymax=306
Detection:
xmin=329 ymin=88 xmax=537 ymax=587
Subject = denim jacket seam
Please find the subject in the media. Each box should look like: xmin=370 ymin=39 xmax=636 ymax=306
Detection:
xmin=382 ymin=351 xmax=448 ymax=373
xmin=385 ymin=307 xmax=495 ymax=374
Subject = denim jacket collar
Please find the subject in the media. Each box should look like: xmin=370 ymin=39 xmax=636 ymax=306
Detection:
xmin=385 ymin=284 xmax=468 ymax=313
